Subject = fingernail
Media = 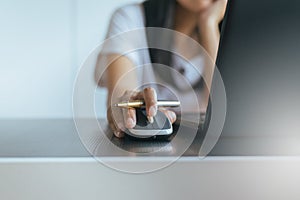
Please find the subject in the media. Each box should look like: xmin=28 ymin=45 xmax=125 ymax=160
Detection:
xmin=126 ymin=118 xmax=134 ymax=128
xmin=147 ymin=116 xmax=154 ymax=124
xmin=149 ymin=106 xmax=156 ymax=116
xmin=114 ymin=131 xmax=121 ymax=137
xmin=170 ymin=112 xmax=176 ymax=122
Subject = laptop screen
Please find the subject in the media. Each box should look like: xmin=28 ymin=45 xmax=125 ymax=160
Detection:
xmin=208 ymin=0 xmax=300 ymax=155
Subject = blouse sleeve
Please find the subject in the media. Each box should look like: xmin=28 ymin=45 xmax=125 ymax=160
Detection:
xmin=97 ymin=4 xmax=146 ymax=87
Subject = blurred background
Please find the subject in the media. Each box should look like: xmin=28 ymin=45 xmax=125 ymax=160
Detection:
xmin=0 ymin=0 xmax=142 ymax=119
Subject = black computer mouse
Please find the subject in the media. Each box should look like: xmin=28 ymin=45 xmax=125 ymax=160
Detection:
xmin=126 ymin=108 xmax=173 ymax=138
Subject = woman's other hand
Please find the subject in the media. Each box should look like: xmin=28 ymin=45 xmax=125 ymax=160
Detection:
xmin=198 ymin=0 xmax=228 ymax=27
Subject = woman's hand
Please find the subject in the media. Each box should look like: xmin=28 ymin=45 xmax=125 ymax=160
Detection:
xmin=195 ymin=0 xmax=227 ymax=62
xmin=198 ymin=0 xmax=227 ymax=27
xmin=107 ymin=87 xmax=177 ymax=138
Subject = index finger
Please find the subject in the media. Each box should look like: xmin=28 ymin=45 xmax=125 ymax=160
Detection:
xmin=143 ymin=87 xmax=157 ymax=120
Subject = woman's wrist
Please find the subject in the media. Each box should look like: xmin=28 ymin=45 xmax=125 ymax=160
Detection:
xmin=198 ymin=20 xmax=220 ymax=45
xmin=197 ymin=20 xmax=220 ymax=62
xmin=198 ymin=16 xmax=219 ymax=32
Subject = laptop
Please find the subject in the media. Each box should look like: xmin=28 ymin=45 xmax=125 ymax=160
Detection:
xmin=208 ymin=0 xmax=300 ymax=156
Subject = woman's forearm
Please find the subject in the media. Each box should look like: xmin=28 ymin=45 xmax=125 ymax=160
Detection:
xmin=106 ymin=55 xmax=138 ymax=106
xmin=198 ymin=22 xmax=220 ymax=92
xmin=198 ymin=22 xmax=220 ymax=63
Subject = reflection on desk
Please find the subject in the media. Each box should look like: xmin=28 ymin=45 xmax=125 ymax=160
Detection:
xmin=0 ymin=119 xmax=300 ymax=158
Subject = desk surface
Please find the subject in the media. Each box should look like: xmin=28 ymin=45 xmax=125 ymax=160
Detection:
xmin=0 ymin=119 xmax=299 ymax=157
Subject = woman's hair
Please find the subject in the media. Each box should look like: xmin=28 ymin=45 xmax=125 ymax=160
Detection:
xmin=143 ymin=0 xmax=176 ymax=67
xmin=143 ymin=0 xmax=176 ymax=29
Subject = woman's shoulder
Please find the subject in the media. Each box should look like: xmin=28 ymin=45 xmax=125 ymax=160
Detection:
xmin=111 ymin=3 xmax=145 ymax=26
xmin=114 ymin=3 xmax=143 ymax=14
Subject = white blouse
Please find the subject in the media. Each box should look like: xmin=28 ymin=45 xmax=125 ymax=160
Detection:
xmin=100 ymin=3 xmax=207 ymax=112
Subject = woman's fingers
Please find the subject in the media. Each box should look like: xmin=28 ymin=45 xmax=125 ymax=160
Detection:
xmin=109 ymin=120 xmax=124 ymax=138
xmin=123 ymin=107 xmax=136 ymax=129
xmin=198 ymin=0 xmax=227 ymax=25
xmin=214 ymin=0 xmax=228 ymax=21
xmin=143 ymin=87 xmax=157 ymax=123
xmin=159 ymin=108 xmax=177 ymax=124
xmin=120 ymin=90 xmax=139 ymax=129
xmin=107 ymin=106 xmax=124 ymax=138
xmin=108 ymin=88 xmax=159 ymax=135
xmin=210 ymin=0 xmax=227 ymax=22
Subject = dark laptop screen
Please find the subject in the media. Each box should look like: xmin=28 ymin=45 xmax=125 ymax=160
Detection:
xmin=214 ymin=0 xmax=300 ymax=138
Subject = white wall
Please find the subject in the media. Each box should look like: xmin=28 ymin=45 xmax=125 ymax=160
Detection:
xmin=0 ymin=0 xmax=142 ymax=119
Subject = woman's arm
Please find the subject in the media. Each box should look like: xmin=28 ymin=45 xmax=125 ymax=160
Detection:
xmin=197 ymin=0 xmax=227 ymax=62
xmin=103 ymin=54 xmax=138 ymax=138
xmin=105 ymin=54 xmax=138 ymax=104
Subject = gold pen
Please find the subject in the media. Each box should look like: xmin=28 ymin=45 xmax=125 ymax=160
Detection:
xmin=113 ymin=100 xmax=180 ymax=108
